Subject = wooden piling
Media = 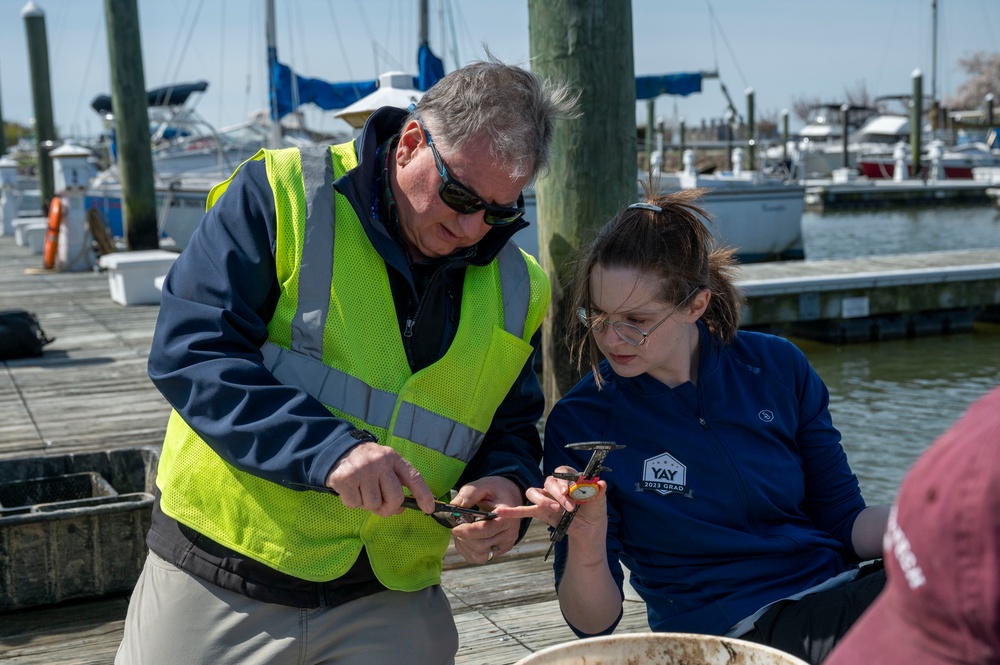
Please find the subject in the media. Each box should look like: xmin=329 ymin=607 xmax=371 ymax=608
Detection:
xmin=781 ymin=109 xmax=789 ymax=165
xmin=103 ymin=0 xmax=159 ymax=250
xmin=527 ymin=0 xmax=638 ymax=405
xmin=911 ymin=69 xmax=923 ymax=178
xmin=21 ymin=1 xmax=56 ymax=214
xmin=0 ymin=64 xmax=7 ymax=157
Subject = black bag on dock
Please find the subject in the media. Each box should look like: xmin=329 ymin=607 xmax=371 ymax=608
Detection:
xmin=0 ymin=310 xmax=55 ymax=360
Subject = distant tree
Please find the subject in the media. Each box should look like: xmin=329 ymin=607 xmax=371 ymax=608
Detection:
xmin=756 ymin=109 xmax=780 ymax=139
xmin=3 ymin=121 xmax=32 ymax=152
xmin=791 ymin=96 xmax=823 ymax=124
xmin=945 ymin=52 xmax=1000 ymax=111
xmin=844 ymin=80 xmax=874 ymax=109
xmin=792 ymin=82 xmax=875 ymax=126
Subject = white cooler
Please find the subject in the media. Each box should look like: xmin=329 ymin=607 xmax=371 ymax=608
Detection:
xmin=97 ymin=250 xmax=179 ymax=306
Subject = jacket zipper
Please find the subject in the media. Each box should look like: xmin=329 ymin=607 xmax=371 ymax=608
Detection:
xmin=402 ymin=266 xmax=445 ymax=364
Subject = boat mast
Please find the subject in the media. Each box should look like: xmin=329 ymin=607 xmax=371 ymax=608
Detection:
xmin=419 ymin=0 xmax=429 ymax=46
xmin=931 ymin=0 xmax=938 ymax=104
xmin=266 ymin=0 xmax=281 ymax=148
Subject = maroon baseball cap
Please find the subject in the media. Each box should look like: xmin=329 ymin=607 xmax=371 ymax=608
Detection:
xmin=826 ymin=386 xmax=1000 ymax=665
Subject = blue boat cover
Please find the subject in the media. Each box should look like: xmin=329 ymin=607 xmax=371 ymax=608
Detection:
xmin=636 ymin=72 xmax=703 ymax=100
xmin=91 ymin=81 xmax=211 ymax=116
xmin=269 ymin=44 xmax=444 ymax=120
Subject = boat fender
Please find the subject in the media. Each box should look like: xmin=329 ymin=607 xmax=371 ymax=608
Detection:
xmin=43 ymin=196 xmax=63 ymax=270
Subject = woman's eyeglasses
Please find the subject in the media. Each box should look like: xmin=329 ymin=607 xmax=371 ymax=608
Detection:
xmin=417 ymin=118 xmax=525 ymax=226
xmin=577 ymin=288 xmax=701 ymax=346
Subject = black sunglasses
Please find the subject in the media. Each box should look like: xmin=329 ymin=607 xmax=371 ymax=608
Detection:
xmin=417 ymin=118 xmax=526 ymax=226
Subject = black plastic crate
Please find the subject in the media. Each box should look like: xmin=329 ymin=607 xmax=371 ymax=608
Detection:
xmin=0 ymin=447 xmax=158 ymax=611
xmin=0 ymin=472 xmax=117 ymax=514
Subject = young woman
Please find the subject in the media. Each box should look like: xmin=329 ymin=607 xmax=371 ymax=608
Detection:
xmin=498 ymin=190 xmax=889 ymax=665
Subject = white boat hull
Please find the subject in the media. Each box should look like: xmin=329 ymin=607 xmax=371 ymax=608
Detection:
xmin=515 ymin=176 xmax=805 ymax=264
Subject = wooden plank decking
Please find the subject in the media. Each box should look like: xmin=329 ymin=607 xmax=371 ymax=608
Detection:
xmin=0 ymin=235 xmax=649 ymax=664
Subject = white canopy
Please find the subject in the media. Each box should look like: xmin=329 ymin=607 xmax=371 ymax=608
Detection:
xmin=334 ymin=72 xmax=424 ymax=129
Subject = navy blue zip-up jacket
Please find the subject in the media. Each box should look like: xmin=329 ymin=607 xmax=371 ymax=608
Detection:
xmin=145 ymin=107 xmax=545 ymax=607
xmin=547 ymin=322 xmax=868 ymax=636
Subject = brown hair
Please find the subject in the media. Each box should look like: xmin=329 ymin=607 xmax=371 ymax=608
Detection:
xmin=567 ymin=188 xmax=745 ymax=383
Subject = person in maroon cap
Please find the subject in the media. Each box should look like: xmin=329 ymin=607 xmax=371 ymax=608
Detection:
xmin=826 ymin=385 xmax=1000 ymax=665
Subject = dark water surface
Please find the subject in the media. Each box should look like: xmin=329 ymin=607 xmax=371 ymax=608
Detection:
xmin=794 ymin=325 xmax=1000 ymax=505
xmin=795 ymin=204 xmax=1000 ymax=504
xmin=802 ymin=204 xmax=1000 ymax=260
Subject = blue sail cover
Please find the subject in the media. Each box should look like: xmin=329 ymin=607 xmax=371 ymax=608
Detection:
xmin=417 ymin=43 xmax=445 ymax=92
xmin=269 ymin=44 xmax=444 ymax=120
xmin=635 ymin=72 xmax=703 ymax=100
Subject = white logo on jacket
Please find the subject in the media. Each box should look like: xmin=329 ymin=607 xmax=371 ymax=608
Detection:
xmin=638 ymin=452 xmax=693 ymax=497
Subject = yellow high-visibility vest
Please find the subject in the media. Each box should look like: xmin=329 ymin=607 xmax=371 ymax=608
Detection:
xmin=157 ymin=142 xmax=549 ymax=589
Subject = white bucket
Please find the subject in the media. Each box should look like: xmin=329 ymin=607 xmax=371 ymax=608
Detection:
xmin=514 ymin=632 xmax=809 ymax=665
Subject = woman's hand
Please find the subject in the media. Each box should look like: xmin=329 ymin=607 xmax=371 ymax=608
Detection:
xmin=493 ymin=466 xmax=609 ymax=542
xmin=495 ymin=466 xmax=621 ymax=635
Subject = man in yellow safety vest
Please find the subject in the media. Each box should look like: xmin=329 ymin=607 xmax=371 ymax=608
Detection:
xmin=116 ymin=58 xmax=577 ymax=665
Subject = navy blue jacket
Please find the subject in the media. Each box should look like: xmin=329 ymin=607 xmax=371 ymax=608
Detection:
xmin=145 ymin=107 xmax=544 ymax=606
xmin=546 ymin=322 xmax=867 ymax=636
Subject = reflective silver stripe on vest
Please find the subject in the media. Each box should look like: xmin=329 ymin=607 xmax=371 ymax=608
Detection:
xmin=262 ymin=342 xmax=397 ymax=431
xmin=496 ymin=241 xmax=530 ymax=338
xmin=261 ymin=342 xmax=485 ymax=462
xmin=291 ymin=146 xmax=336 ymax=358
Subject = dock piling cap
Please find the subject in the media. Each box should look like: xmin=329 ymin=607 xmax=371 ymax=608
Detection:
xmin=50 ymin=143 xmax=92 ymax=159
xmin=21 ymin=1 xmax=43 ymax=18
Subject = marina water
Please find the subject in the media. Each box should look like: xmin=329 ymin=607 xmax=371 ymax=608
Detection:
xmin=796 ymin=204 xmax=1000 ymax=505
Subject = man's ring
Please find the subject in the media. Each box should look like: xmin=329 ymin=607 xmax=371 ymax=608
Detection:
xmin=487 ymin=547 xmax=496 ymax=562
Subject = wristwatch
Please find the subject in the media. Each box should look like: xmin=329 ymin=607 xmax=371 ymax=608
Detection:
xmin=348 ymin=429 xmax=379 ymax=444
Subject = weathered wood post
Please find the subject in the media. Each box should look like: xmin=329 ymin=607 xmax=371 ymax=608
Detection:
xmin=21 ymin=1 xmax=57 ymax=214
xmin=781 ymin=109 xmax=789 ymax=165
xmin=910 ymin=68 xmax=923 ymax=180
xmin=841 ymin=103 xmax=850 ymax=169
xmin=104 ymin=0 xmax=159 ymax=250
xmin=725 ymin=110 xmax=734 ymax=169
xmin=0 ymin=64 xmax=7 ymax=157
xmin=645 ymin=98 xmax=655 ymax=172
xmin=679 ymin=117 xmax=687 ymax=167
xmin=745 ymin=88 xmax=755 ymax=169
xmin=528 ymin=0 xmax=637 ymax=405
xmin=656 ymin=117 xmax=665 ymax=173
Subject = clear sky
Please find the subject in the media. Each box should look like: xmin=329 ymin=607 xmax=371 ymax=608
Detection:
xmin=0 ymin=0 xmax=997 ymax=142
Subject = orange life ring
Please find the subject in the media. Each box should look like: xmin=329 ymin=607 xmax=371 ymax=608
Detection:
xmin=43 ymin=196 xmax=63 ymax=270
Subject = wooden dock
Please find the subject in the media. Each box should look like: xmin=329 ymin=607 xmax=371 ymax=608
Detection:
xmin=736 ymin=249 xmax=1000 ymax=342
xmin=803 ymin=178 xmax=993 ymax=211
xmin=0 ymin=235 xmax=649 ymax=664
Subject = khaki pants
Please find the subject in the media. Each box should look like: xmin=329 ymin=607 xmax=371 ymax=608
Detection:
xmin=115 ymin=552 xmax=458 ymax=665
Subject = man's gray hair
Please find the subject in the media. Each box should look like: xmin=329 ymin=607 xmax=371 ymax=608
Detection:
xmin=407 ymin=56 xmax=578 ymax=183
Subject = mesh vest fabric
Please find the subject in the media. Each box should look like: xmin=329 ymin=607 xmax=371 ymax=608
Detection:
xmin=157 ymin=142 xmax=550 ymax=589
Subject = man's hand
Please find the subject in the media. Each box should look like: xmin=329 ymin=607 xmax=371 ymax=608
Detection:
xmin=325 ymin=442 xmax=436 ymax=516
xmin=449 ymin=476 xmax=523 ymax=564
